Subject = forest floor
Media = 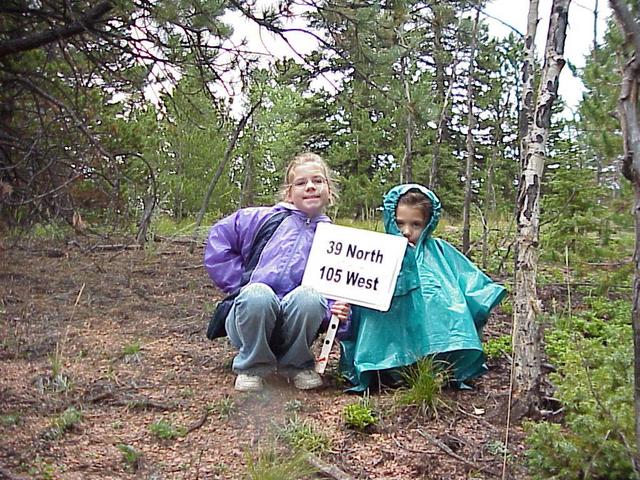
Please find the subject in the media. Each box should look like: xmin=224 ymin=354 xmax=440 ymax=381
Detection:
xmin=0 ymin=235 xmax=531 ymax=480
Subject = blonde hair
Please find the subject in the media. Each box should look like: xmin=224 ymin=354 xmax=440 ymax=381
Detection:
xmin=279 ymin=152 xmax=339 ymax=206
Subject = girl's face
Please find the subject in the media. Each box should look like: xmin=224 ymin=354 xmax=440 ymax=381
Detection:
xmin=395 ymin=204 xmax=427 ymax=246
xmin=286 ymin=162 xmax=330 ymax=216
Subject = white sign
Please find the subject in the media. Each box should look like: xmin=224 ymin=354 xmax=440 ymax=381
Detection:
xmin=302 ymin=223 xmax=408 ymax=311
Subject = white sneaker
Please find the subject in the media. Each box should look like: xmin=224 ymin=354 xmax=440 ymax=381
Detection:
xmin=234 ymin=374 xmax=264 ymax=392
xmin=293 ymin=369 xmax=323 ymax=390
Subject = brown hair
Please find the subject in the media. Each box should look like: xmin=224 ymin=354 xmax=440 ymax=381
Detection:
xmin=397 ymin=189 xmax=432 ymax=224
xmin=279 ymin=152 xmax=339 ymax=205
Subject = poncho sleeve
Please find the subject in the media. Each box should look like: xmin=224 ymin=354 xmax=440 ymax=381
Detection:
xmin=437 ymin=239 xmax=507 ymax=329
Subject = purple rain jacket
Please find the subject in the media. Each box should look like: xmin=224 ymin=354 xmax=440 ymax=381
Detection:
xmin=204 ymin=202 xmax=346 ymax=333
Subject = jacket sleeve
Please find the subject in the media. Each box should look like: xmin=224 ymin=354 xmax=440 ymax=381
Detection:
xmin=203 ymin=208 xmax=267 ymax=293
xmin=439 ymin=240 xmax=507 ymax=329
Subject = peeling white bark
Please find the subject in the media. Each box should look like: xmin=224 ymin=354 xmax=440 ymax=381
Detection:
xmin=513 ymin=0 xmax=571 ymax=415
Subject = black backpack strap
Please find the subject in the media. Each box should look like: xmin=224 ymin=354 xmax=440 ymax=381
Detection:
xmin=206 ymin=210 xmax=292 ymax=340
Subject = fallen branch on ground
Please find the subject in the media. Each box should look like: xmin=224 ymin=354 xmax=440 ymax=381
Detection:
xmin=416 ymin=429 xmax=502 ymax=478
xmin=305 ymin=454 xmax=355 ymax=480
xmin=0 ymin=465 xmax=29 ymax=480
xmin=185 ymin=410 xmax=209 ymax=434
xmin=90 ymin=244 xmax=141 ymax=252
xmin=86 ymin=390 xmax=176 ymax=410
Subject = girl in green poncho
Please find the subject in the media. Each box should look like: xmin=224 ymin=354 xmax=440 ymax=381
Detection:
xmin=339 ymin=184 xmax=507 ymax=392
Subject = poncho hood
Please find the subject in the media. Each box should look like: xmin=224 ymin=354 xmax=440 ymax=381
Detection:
xmin=383 ymin=184 xmax=442 ymax=248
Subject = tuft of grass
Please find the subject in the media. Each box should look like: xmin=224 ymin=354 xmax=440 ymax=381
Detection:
xmin=277 ymin=416 xmax=332 ymax=454
xmin=245 ymin=448 xmax=316 ymax=480
xmin=483 ymin=335 xmax=513 ymax=360
xmin=117 ymin=443 xmax=142 ymax=472
xmin=395 ymin=357 xmax=448 ymax=417
xmin=208 ymin=395 xmax=235 ymax=419
xmin=43 ymin=407 xmax=82 ymax=440
xmin=149 ymin=419 xmax=186 ymax=440
xmin=343 ymin=397 xmax=377 ymax=430
xmin=0 ymin=413 xmax=21 ymax=427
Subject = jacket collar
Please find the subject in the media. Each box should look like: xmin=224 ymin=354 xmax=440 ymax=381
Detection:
xmin=275 ymin=202 xmax=331 ymax=224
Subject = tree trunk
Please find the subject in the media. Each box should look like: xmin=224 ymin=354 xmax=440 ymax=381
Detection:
xmin=133 ymin=153 xmax=157 ymax=246
xmin=462 ymin=10 xmax=480 ymax=256
xmin=240 ymin=151 xmax=255 ymax=208
xmin=518 ymin=0 xmax=540 ymax=174
xmin=615 ymin=61 xmax=640 ymax=474
xmin=593 ymin=0 xmax=599 ymax=52
xmin=190 ymin=101 xmax=260 ymax=253
xmin=512 ymin=0 xmax=571 ymax=417
xmin=428 ymin=41 xmax=463 ymax=189
xmin=608 ymin=0 xmax=640 ymax=468
xmin=174 ymin=135 xmax=184 ymax=220
xmin=240 ymin=124 xmax=257 ymax=208
xmin=429 ymin=13 xmax=450 ymax=189
xmin=401 ymin=55 xmax=414 ymax=184
xmin=136 ymin=194 xmax=155 ymax=246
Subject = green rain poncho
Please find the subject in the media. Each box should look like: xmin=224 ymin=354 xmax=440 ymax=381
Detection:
xmin=339 ymin=184 xmax=507 ymax=392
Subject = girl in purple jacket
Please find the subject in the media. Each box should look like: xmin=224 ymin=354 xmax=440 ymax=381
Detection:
xmin=204 ymin=153 xmax=351 ymax=392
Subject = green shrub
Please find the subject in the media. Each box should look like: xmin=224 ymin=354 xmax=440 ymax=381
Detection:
xmin=526 ymin=298 xmax=635 ymax=479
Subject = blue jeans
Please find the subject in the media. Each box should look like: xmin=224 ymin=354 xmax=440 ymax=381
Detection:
xmin=225 ymin=283 xmax=327 ymax=376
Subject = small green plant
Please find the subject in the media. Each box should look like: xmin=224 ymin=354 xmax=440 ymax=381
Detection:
xmin=245 ymin=448 xmax=316 ymax=480
xmin=28 ymin=456 xmax=57 ymax=480
xmin=208 ymin=395 xmax=235 ymax=419
xmin=117 ymin=443 xmax=142 ymax=472
xmin=212 ymin=462 xmax=229 ymax=476
xmin=38 ymin=349 xmax=73 ymax=394
xmin=0 ymin=413 xmax=21 ymax=427
xmin=122 ymin=340 xmax=142 ymax=363
xmin=30 ymin=222 xmax=69 ymax=241
xmin=284 ymin=399 xmax=303 ymax=413
xmin=277 ymin=416 xmax=331 ymax=454
xmin=44 ymin=407 xmax=82 ymax=440
xmin=498 ymin=298 xmax=513 ymax=316
xmin=149 ymin=419 xmax=186 ymax=440
xmin=485 ymin=440 xmax=510 ymax=458
xmin=343 ymin=398 xmax=377 ymax=430
xmin=483 ymin=335 xmax=512 ymax=360
xmin=395 ymin=357 xmax=448 ymax=417
xmin=111 ymin=420 xmax=123 ymax=430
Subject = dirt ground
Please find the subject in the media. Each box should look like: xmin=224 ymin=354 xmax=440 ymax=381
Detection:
xmin=0 ymin=236 xmax=526 ymax=480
